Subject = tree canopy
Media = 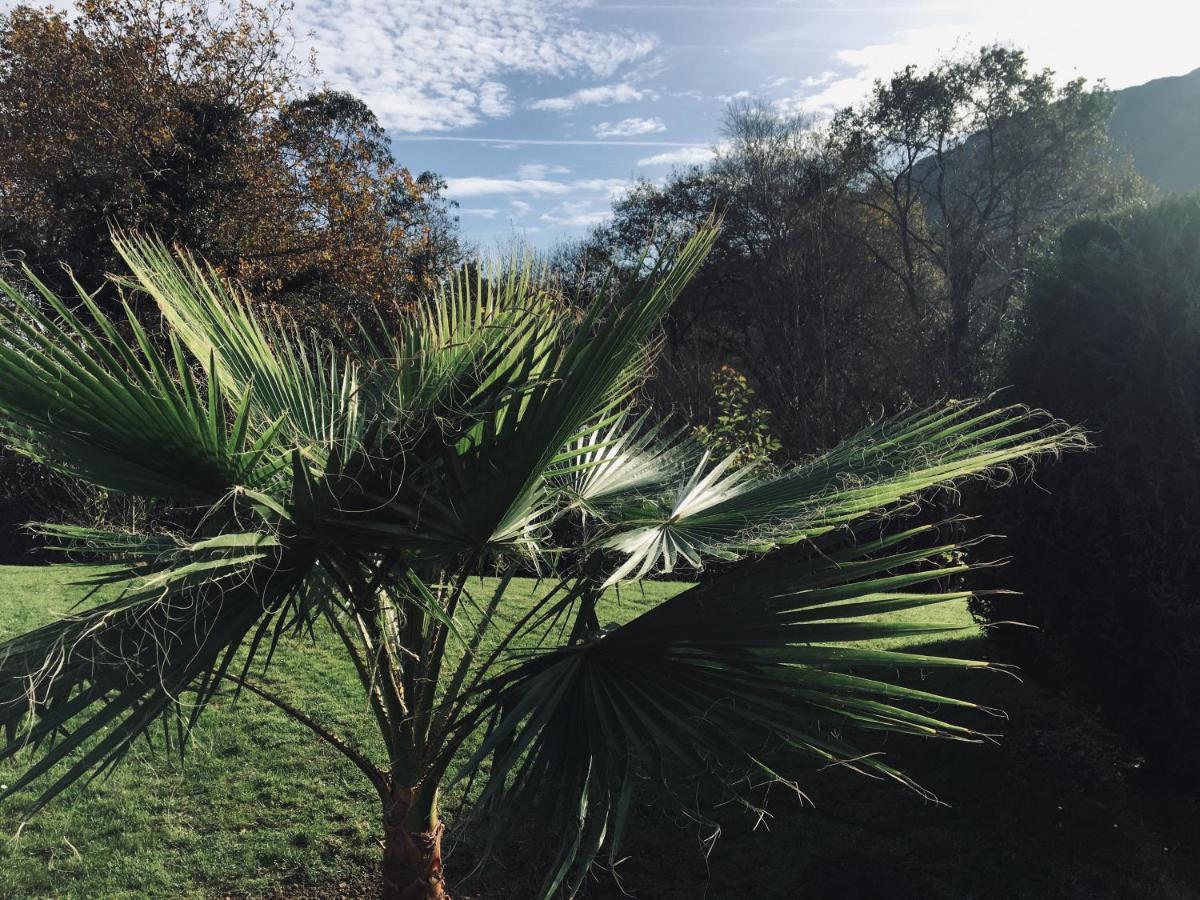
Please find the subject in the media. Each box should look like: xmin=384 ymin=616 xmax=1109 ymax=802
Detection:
xmin=0 ymin=0 xmax=458 ymax=317
xmin=568 ymin=47 xmax=1148 ymax=459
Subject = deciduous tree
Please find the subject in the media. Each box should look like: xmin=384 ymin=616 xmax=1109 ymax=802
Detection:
xmin=0 ymin=0 xmax=457 ymax=316
xmin=830 ymin=45 xmax=1147 ymax=392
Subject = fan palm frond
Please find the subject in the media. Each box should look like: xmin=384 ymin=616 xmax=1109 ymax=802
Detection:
xmin=0 ymin=266 xmax=285 ymax=496
xmin=0 ymin=227 xmax=1086 ymax=900
xmin=458 ymin=523 xmax=1005 ymax=893
xmin=598 ymin=401 xmax=1083 ymax=584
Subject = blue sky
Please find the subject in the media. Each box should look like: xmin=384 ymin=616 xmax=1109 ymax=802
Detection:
xmin=294 ymin=0 xmax=1191 ymax=252
xmin=16 ymin=0 xmax=1197 ymax=250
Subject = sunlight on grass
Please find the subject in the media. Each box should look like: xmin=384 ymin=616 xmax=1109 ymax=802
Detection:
xmin=0 ymin=565 xmax=975 ymax=898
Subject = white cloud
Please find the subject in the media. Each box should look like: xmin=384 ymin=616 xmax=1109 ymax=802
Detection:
xmin=292 ymin=0 xmax=657 ymax=131
xmin=517 ymin=163 xmax=571 ymax=179
xmin=761 ymin=76 xmax=792 ymax=89
xmin=540 ymin=200 xmax=610 ymax=228
xmin=444 ymin=177 xmax=572 ymax=198
xmin=800 ymin=70 xmax=838 ymax=88
xmin=636 ymin=145 xmax=716 ymax=167
xmin=531 ymin=83 xmax=651 ymax=111
xmin=460 ymin=207 xmax=500 ymax=219
xmin=573 ymin=178 xmax=633 ymax=200
xmin=779 ymin=1 xmax=1200 ymax=118
xmin=594 ymin=116 xmax=666 ymax=138
xmin=509 ymin=200 xmax=533 ymax=217
xmin=445 ymin=174 xmax=630 ymax=200
xmin=393 ymin=136 xmax=700 ymax=147
xmin=779 ymin=27 xmax=968 ymax=118
xmin=477 ymin=82 xmax=513 ymax=118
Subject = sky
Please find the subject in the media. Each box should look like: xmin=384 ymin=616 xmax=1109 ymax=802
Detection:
xmin=284 ymin=0 xmax=1200 ymax=251
xmin=12 ymin=0 xmax=1200 ymax=249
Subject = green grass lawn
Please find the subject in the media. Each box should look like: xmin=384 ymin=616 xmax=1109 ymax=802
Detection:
xmin=0 ymin=567 xmax=689 ymax=899
xmin=1 ymin=565 xmax=1197 ymax=899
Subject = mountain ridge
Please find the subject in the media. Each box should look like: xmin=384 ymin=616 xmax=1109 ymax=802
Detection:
xmin=1110 ymin=66 xmax=1200 ymax=193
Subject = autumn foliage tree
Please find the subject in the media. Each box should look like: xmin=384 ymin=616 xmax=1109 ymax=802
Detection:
xmin=0 ymin=0 xmax=458 ymax=561
xmin=0 ymin=0 xmax=457 ymax=318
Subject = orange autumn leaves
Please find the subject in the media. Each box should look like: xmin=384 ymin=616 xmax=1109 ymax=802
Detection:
xmin=0 ymin=0 xmax=456 ymax=321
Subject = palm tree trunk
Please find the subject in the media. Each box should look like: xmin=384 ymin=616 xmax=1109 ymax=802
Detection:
xmin=382 ymin=786 xmax=447 ymax=899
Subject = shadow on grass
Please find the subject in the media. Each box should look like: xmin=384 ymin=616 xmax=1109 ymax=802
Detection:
xmin=451 ymin=637 xmax=1199 ymax=900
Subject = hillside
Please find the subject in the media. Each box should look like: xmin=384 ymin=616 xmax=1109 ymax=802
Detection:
xmin=1110 ymin=66 xmax=1200 ymax=193
xmin=905 ymin=66 xmax=1200 ymax=202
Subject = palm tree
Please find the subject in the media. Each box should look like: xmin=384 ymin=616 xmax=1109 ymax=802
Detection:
xmin=0 ymin=228 xmax=1082 ymax=898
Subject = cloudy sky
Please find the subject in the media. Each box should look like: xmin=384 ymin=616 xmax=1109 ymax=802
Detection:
xmin=286 ymin=0 xmax=1199 ymax=250
xmin=20 ymin=0 xmax=1200 ymax=249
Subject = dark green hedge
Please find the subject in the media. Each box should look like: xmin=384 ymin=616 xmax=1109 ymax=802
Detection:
xmin=976 ymin=196 xmax=1200 ymax=773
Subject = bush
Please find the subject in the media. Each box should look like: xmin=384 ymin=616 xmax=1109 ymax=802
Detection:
xmin=0 ymin=450 xmax=61 ymax=561
xmin=0 ymin=449 xmax=182 ymax=564
xmin=976 ymin=196 xmax=1200 ymax=773
xmin=693 ymin=365 xmax=781 ymax=467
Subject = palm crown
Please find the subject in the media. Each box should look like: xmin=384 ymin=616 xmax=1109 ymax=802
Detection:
xmin=0 ymin=228 xmax=1082 ymax=898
